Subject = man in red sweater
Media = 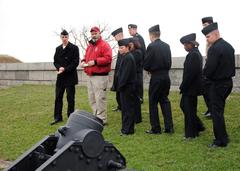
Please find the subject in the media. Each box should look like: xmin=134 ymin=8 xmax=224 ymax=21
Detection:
xmin=80 ymin=26 xmax=112 ymax=125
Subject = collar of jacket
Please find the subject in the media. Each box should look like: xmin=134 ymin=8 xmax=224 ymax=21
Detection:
xmin=89 ymin=36 xmax=103 ymax=46
xmin=62 ymin=42 xmax=73 ymax=49
xmin=212 ymin=37 xmax=223 ymax=46
xmin=153 ymin=38 xmax=160 ymax=42
xmin=122 ymin=51 xmax=131 ymax=57
xmin=188 ymin=47 xmax=198 ymax=53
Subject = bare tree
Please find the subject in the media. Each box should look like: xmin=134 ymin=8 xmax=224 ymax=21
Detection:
xmin=55 ymin=24 xmax=118 ymax=67
xmin=68 ymin=23 xmax=118 ymax=61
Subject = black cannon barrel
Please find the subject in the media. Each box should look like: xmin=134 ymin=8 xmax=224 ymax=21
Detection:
xmin=56 ymin=110 xmax=104 ymax=149
xmin=67 ymin=110 xmax=104 ymax=132
xmin=5 ymin=110 xmax=127 ymax=171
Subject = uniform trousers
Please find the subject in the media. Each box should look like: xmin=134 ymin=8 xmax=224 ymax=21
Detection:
xmin=120 ymin=85 xmax=135 ymax=134
xmin=180 ymin=95 xmax=204 ymax=138
xmin=54 ymin=85 xmax=75 ymax=120
xmin=148 ymin=75 xmax=173 ymax=132
xmin=210 ymin=79 xmax=232 ymax=146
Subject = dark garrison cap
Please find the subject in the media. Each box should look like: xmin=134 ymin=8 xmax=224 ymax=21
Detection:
xmin=201 ymin=22 xmax=218 ymax=35
xmin=118 ymin=38 xmax=130 ymax=46
xmin=61 ymin=30 xmax=68 ymax=35
xmin=202 ymin=16 xmax=213 ymax=24
xmin=180 ymin=33 xmax=196 ymax=44
xmin=128 ymin=24 xmax=137 ymax=29
xmin=148 ymin=24 xmax=160 ymax=33
xmin=111 ymin=27 xmax=123 ymax=36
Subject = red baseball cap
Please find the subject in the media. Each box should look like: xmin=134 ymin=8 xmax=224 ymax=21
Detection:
xmin=90 ymin=26 xmax=100 ymax=32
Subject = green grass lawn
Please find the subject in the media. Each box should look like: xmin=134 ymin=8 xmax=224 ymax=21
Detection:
xmin=0 ymin=85 xmax=240 ymax=170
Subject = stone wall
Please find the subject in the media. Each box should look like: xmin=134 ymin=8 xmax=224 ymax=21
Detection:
xmin=0 ymin=55 xmax=240 ymax=91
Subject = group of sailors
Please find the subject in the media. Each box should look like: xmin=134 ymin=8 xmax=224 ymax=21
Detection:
xmin=51 ymin=16 xmax=235 ymax=148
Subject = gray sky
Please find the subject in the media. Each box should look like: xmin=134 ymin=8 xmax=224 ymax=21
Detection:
xmin=0 ymin=0 xmax=239 ymax=62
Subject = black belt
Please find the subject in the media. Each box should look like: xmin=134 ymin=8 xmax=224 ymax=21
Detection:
xmin=92 ymin=73 xmax=109 ymax=76
xmin=150 ymin=70 xmax=169 ymax=75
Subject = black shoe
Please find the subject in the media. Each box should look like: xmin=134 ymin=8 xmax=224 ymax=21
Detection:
xmin=145 ymin=130 xmax=161 ymax=134
xmin=208 ymin=143 xmax=220 ymax=148
xmin=164 ymin=128 xmax=174 ymax=134
xmin=209 ymin=141 xmax=227 ymax=148
xmin=50 ymin=119 xmax=63 ymax=125
xmin=202 ymin=110 xmax=209 ymax=115
xmin=204 ymin=112 xmax=211 ymax=117
xmin=120 ymin=132 xmax=131 ymax=136
xmin=103 ymin=122 xmax=108 ymax=126
xmin=120 ymin=131 xmax=134 ymax=136
xmin=198 ymin=126 xmax=205 ymax=132
xmin=208 ymin=143 xmax=228 ymax=148
xmin=120 ymin=132 xmax=128 ymax=136
xmin=135 ymin=120 xmax=142 ymax=124
xmin=183 ymin=136 xmax=195 ymax=141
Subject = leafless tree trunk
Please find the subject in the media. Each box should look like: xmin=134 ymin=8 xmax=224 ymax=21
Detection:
xmin=69 ymin=24 xmax=118 ymax=60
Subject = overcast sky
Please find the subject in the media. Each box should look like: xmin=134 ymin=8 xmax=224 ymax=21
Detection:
xmin=0 ymin=0 xmax=239 ymax=62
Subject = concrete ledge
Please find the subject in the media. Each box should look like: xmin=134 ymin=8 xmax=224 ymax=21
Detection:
xmin=15 ymin=71 xmax=29 ymax=80
xmin=44 ymin=62 xmax=56 ymax=70
xmin=17 ymin=63 xmax=29 ymax=70
xmin=170 ymin=69 xmax=183 ymax=86
xmin=171 ymin=57 xmax=185 ymax=68
xmin=1 ymin=71 xmax=15 ymax=79
xmin=0 ymin=64 xmax=6 ymax=70
xmin=6 ymin=63 xmax=18 ymax=70
xmin=29 ymin=71 xmax=44 ymax=80
xmin=28 ymin=63 xmax=45 ymax=70
xmin=43 ymin=71 xmax=57 ymax=81
xmin=236 ymin=54 xmax=240 ymax=68
xmin=1 ymin=55 xmax=240 ymax=92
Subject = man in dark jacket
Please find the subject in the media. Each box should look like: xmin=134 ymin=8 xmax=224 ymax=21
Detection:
xmin=111 ymin=27 xmax=124 ymax=112
xmin=144 ymin=24 xmax=174 ymax=134
xmin=118 ymin=38 xmax=137 ymax=135
xmin=179 ymin=33 xmax=205 ymax=139
xmin=50 ymin=30 xmax=79 ymax=125
xmin=128 ymin=24 xmax=146 ymax=103
xmin=202 ymin=23 xmax=235 ymax=147
xmin=201 ymin=16 xmax=214 ymax=117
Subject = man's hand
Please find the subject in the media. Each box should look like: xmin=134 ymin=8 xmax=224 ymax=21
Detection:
xmin=87 ymin=60 xmax=95 ymax=66
xmin=80 ymin=62 xmax=88 ymax=68
xmin=57 ymin=67 xmax=65 ymax=74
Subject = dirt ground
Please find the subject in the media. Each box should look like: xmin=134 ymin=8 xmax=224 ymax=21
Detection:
xmin=0 ymin=159 xmax=11 ymax=170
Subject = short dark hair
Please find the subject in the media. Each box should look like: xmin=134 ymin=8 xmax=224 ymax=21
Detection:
xmin=132 ymin=40 xmax=141 ymax=49
xmin=186 ymin=41 xmax=199 ymax=48
xmin=150 ymin=31 xmax=160 ymax=38
xmin=61 ymin=30 xmax=68 ymax=35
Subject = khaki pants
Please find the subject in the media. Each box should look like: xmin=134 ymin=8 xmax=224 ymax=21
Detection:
xmin=87 ymin=75 xmax=108 ymax=124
